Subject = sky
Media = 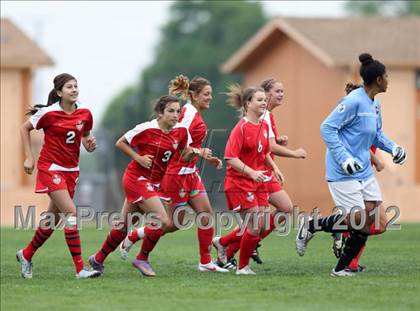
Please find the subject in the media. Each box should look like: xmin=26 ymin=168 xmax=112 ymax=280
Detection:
xmin=1 ymin=1 xmax=345 ymax=122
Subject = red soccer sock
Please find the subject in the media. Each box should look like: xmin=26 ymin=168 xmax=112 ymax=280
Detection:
xmin=136 ymin=227 xmax=165 ymax=261
xmin=226 ymin=241 xmax=240 ymax=260
xmin=64 ymin=227 xmax=85 ymax=273
xmin=22 ymin=227 xmax=54 ymax=261
xmin=260 ymin=213 xmax=276 ymax=240
xmin=238 ymin=229 xmax=260 ymax=270
xmin=349 ymin=244 xmax=366 ymax=270
xmin=95 ymin=228 xmax=127 ymax=264
xmin=197 ymin=227 xmax=214 ymax=264
xmin=369 ymin=223 xmax=382 ymax=235
xmin=220 ymin=227 xmax=242 ymax=247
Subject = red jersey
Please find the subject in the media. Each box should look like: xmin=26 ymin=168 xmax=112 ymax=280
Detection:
xmin=224 ymin=118 xmax=270 ymax=181
xmin=124 ymin=119 xmax=190 ymax=183
xmin=29 ymin=103 xmax=93 ymax=171
xmin=166 ymin=103 xmax=207 ymax=175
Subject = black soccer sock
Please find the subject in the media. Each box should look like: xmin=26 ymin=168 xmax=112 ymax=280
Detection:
xmin=335 ymin=231 xmax=368 ymax=272
xmin=309 ymin=214 xmax=348 ymax=233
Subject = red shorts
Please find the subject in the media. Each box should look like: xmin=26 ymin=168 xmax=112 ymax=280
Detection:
xmin=266 ymin=176 xmax=282 ymax=194
xmin=160 ymin=171 xmax=207 ymax=207
xmin=35 ymin=169 xmax=79 ymax=199
xmin=123 ymin=171 xmax=160 ymax=204
xmin=224 ymin=177 xmax=269 ymax=211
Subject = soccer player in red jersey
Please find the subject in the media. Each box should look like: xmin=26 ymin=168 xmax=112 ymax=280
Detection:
xmin=16 ymin=73 xmax=101 ymax=279
xmin=120 ymin=75 xmax=227 ymax=273
xmin=88 ymin=95 xmax=192 ymax=277
xmin=213 ymin=84 xmax=283 ymax=275
xmin=220 ymin=78 xmax=307 ymax=268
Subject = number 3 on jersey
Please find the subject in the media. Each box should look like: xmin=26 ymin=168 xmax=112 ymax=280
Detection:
xmin=162 ymin=150 xmax=172 ymax=162
xmin=66 ymin=131 xmax=76 ymax=144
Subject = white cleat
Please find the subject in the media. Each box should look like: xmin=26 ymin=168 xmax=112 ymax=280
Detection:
xmin=76 ymin=267 xmax=101 ymax=279
xmin=295 ymin=216 xmax=314 ymax=256
xmin=330 ymin=268 xmax=354 ymax=277
xmin=16 ymin=249 xmax=32 ymax=279
xmin=236 ymin=265 xmax=256 ymax=275
xmin=212 ymin=236 xmax=227 ymax=265
xmin=119 ymin=237 xmax=134 ymax=260
xmin=198 ymin=261 xmax=229 ymax=273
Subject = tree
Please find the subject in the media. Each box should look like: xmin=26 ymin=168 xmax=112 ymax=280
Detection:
xmin=101 ymin=1 xmax=266 ymax=203
xmin=344 ymin=0 xmax=420 ymax=16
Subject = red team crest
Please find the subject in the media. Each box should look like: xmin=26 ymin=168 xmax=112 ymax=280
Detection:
xmin=172 ymin=139 xmax=179 ymax=150
xmin=146 ymin=183 xmax=154 ymax=192
xmin=52 ymin=174 xmax=61 ymax=185
xmin=76 ymin=120 xmax=84 ymax=131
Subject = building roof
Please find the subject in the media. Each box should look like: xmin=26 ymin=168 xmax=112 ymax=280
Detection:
xmin=222 ymin=17 xmax=420 ymax=73
xmin=1 ymin=18 xmax=54 ymax=68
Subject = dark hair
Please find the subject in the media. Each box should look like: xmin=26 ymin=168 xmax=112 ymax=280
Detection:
xmin=260 ymin=78 xmax=277 ymax=92
xmin=359 ymin=53 xmax=386 ymax=85
xmin=344 ymin=82 xmax=362 ymax=95
xmin=226 ymin=84 xmax=264 ymax=116
xmin=154 ymin=95 xmax=180 ymax=115
xmin=27 ymin=73 xmax=76 ymax=115
xmin=169 ymin=74 xmax=211 ymax=102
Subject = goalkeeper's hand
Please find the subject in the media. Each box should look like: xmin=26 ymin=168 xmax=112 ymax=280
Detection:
xmin=341 ymin=158 xmax=363 ymax=175
xmin=392 ymin=146 xmax=407 ymax=165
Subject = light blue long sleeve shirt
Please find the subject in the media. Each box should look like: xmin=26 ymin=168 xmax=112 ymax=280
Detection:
xmin=320 ymin=87 xmax=396 ymax=182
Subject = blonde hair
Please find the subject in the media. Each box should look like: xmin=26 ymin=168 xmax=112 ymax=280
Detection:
xmin=226 ymin=83 xmax=264 ymax=116
xmin=169 ymin=74 xmax=211 ymax=102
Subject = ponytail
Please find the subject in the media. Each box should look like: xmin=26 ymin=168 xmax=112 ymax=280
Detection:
xmin=226 ymin=84 xmax=264 ymax=116
xmin=344 ymin=82 xmax=362 ymax=95
xmin=169 ymin=75 xmax=190 ymax=100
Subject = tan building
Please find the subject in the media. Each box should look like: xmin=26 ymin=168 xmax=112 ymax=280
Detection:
xmin=1 ymin=18 xmax=54 ymax=225
xmin=222 ymin=17 xmax=420 ymax=221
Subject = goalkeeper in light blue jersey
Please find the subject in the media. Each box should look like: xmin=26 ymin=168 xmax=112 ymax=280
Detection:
xmin=295 ymin=53 xmax=407 ymax=277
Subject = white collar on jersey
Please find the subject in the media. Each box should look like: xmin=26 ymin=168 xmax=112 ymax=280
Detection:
xmin=184 ymin=101 xmax=198 ymax=113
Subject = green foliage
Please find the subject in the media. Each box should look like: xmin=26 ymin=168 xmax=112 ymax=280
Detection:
xmin=344 ymin=0 xmax=420 ymax=16
xmin=2 ymin=224 xmax=420 ymax=310
xmin=101 ymin=1 xmax=266 ymax=190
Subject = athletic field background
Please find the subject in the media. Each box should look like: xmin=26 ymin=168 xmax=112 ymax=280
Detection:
xmin=1 ymin=224 xmax=419 ymax=311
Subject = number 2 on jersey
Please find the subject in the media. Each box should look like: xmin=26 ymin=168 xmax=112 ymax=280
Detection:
xmin=66 ymin=131 xmax=76 ymax=144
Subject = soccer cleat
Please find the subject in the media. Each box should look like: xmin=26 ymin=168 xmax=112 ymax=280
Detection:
xmin=348 ymin=265 xmax=366 ymax=273
xmin=236 ymin=265 xmax=256 ymax=275
xmin=332 ymin=233 xmax=345 ymax=258
xmin=76 ymin=267 xmax=102 ymax=279
xmin=216 ymin=258 xmax=237 ymax=270
xmin=251 ymin=243 xmax=263 ymax=264
xmin=119 ymin=237 xmax=134 ymax=260
xmin=212 ymin=236 xmax=227 ymax=265
xmin=295 ymin=216 xmax=314 ymax=256
xmin=16 ymin=249 xmax=33 ymax=279
xmin=198 ymin=261 xmax=229 ymax=273
xmin=132 ymin=259 xmax=156 ymax=277
xmin=88 ymin=255 xmax=104 ymax=275
xmin=330 ymin=268 xmax=354 ymax=277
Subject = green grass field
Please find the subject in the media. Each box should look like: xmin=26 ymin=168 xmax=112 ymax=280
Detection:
xmin=1 ymin=224 xmax=419 ymax=311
